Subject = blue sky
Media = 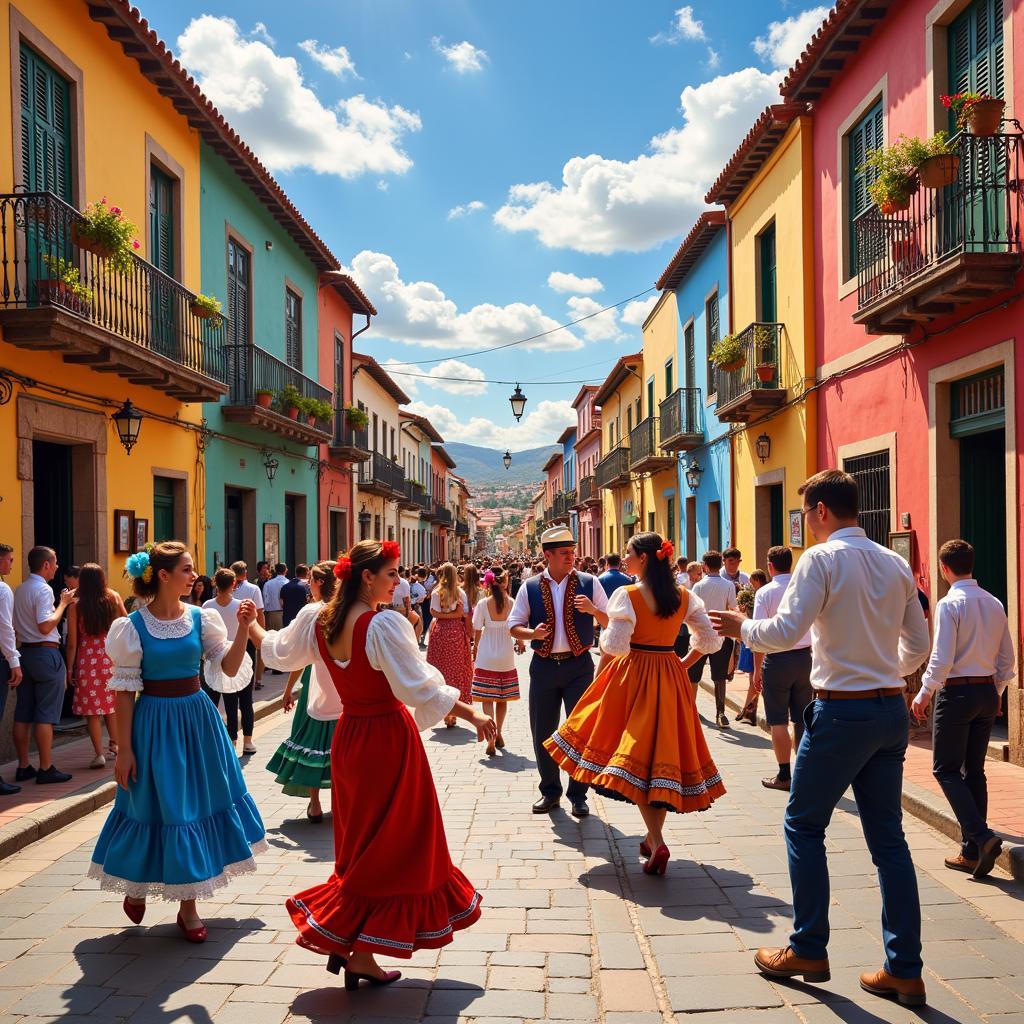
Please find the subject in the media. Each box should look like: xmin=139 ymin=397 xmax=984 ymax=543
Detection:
xmin=144 ymin=1 xmax=828 ymax=449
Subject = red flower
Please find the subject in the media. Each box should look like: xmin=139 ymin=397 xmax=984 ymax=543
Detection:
xmin=656 ymin=540 xmax=675 ymax=562
xmin=381 ymin=540 xmax=401 ymax=562
xmin=333 ymin=555 xmax=352 ymax=580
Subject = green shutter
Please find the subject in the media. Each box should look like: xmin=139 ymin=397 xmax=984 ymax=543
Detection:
xmin=759 ymin=223 xmax=777 ymax=323
xmin=705 ymin=291 xmax=719 ymax=393
xmin=149 ymin=166 xmax=175 ymax=276
xmin=20 ymin=45 xmax=72 ymax=198
xmin=684 ymin=323 xmax=695 ymax=390
xmin=949 ymin=0 xmax=1005 ymax=121
xmin=849 ymin=99 xmax=884 ymax=272
xmin=286 ymin=290 xmax=302 ymax=370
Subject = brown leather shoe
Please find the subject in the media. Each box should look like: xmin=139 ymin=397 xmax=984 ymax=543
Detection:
xmin=761 ymin=775 xmax=791 ymax=791
xmin=944 ymin=853 xmax=978 ymax=874
xmin=860 ymin=968 xmax=926 ymax=1007
xmin=754 ymin=946 xmax=830 ymax=982
xmin=974 ymin=835 xmax=1002 ymax=879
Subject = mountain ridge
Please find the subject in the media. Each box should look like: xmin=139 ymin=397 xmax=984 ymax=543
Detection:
xmin=444 ymin=441 xmax=558 ymax=487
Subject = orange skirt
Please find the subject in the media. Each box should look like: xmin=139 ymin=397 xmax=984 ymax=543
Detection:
xmin=544 ymin=650 xmax=725 ymax=813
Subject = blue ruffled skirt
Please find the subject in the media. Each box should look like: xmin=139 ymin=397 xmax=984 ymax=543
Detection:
xmin=89 ymin=690 xmax=266 ymax=900
xmin=737 ymin=643 xmax=754 ymax=674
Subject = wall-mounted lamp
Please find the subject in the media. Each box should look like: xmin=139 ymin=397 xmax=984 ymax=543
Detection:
xmin=684 ymin=458 xmax=703 ymax=492
xmin=261 ymin=448 xmax=279 ymax=483
xmin=112 ymin=399 xmax=143 ymax=455
xmin=755 ymin=432 xmax=771 ymax=464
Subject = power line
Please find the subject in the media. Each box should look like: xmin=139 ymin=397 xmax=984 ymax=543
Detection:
xmin=385 ymin=369 xmax=604 ymax=386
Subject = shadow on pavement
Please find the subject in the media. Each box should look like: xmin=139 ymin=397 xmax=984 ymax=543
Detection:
xmin=264 ymin=818 xmax=335 ymax=861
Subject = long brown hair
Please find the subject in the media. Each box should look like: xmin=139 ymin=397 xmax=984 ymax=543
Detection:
xmin=628 ymin=532 xmax=682 ymax=618
xmin=436 ymin=562 xmax=460 ymax=612
xmin=488 ymin=567 xmax=508 ymax=615
xmin=310 ymin=560 xmax=338 ymax=603
xmin=463 ymin=564 xmax=481 ymax=609
xmin=77 ymin=563 xmax=117 ymax=636
xmin=319 ymin=541 xmax=395 ymax=644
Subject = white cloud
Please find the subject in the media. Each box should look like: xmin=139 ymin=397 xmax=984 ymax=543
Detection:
xmin=706 ymin=47 xmax=721 ymax=69
xmin=177 ymin=17 xmax=420 ymax=179
xmin=447 ymin=200 xmax=487 ymax=220
xmin=345 ymin=250 xmax=582 ymax=352
xmin=432 ymin=37 xmax=489 ymax=74
xmin=494 ymin=67 xmax=780 ymax=254
xmin=251 ymin=22 xmax=274 ymax=45
xmin=377 ymin=180 xmax=389 ymax=191
xmin=384 ymin=358 xmax=488 ymax=397
xmin=651 ymin=6 xmax=706 ymax=45
xmin=752 ymin=7 xmax=829 ymax=70
xmin=407 ymin=399 xmax=576 ymax=449
xmin=547 ymin=271 xmax=603 ymax=295
xmin=567 ymin=296 xmax=621 ymax=343
xmin=621 ymin=295 xmax=659 ymax=326
xmin=299 ymin=39 xmax=359 ymax=79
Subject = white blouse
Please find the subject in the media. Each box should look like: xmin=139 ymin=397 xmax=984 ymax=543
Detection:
xmin=430 ymin=587 xmax=469 ymax=615
xmin=599 ymin=585 xmax=723 ymax=658
xmin=105 ymin=605 xmax=253 ymax=694
xmin=261 ymin=604 xmax=460 ymax=729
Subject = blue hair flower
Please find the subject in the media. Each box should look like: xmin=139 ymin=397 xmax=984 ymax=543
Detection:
xmin=125 ymin=551 xmax=150 ymax=579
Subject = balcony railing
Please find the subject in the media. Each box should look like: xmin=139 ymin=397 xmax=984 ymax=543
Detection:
xmin=629 ymin=417 xmax=675 ymax=473
xmin=223 ymin=343 xmax=333 ymax=444
xmin=0 ymin=190 xmax=228 ymax=401
xmin=433 ymin=503 xmax=453 ymax=528
xmin=595 ymin=443 xmax=631 ymax=489
xmin=329 ymin=419 xmax=370 ymax=462
xmin=402 ymin=479 xmax=431 ymax=513
xmin=456 ymin=519 xmax=470 ymax=537
xmin=659 ymin=387 xmax=703 ymax=451
xmin=854 ymin=131 xmax=1024 ymax=333
xmin=715 ymin=322 xmax=786 ymax=423
xmin=357 ymin=451 xmax=405 ymax=496
xmin=552 ymin=492 xmax=572 ymax=521
xmin=577 ymin=475 xmax=600 ymax=506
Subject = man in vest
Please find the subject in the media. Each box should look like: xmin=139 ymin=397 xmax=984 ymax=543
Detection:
xmin=508 ymin=526 xmax=609 ymax=818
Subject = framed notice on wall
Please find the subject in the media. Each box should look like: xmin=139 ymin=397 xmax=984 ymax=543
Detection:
xmin=788 ymin=509 xmax=804 ymax=549
xmin=114 ymin=510 xmax=134 ymax=554
xmin=889 ymin=530 xmax=914 ymax=566
xmin=263 ymin=523 xmax=280 ymax=565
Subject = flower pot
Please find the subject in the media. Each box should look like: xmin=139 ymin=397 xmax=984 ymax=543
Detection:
xmin=305 ymin=414 xmax=316 ymax=426
xmin=71 ymin=222 xmax=114 ymax=259
xmin=918 ymin=153 xmax=961 ymax=188
xmin=879 ymin=196 xmax=912 ymax=216
xmin=286 ymin=405 xmax=300 ymax=420
xmin=255 ymin=392 xmax=273 ymax=408
xmin=190 ymin=301 xmax=214 ymax=320
xmin=755 ymin=364 xmax=774 ymax=383
xmin=717 ymin=357 xmax=744 ymax=373
xmin=35 ymin=279 xmax=87 ymax=314
xmin=967 ymin=98 xmax=1005 ymax=137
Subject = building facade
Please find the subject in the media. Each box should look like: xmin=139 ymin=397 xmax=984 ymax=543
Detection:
xmin=558 ymin=426 xmax=578 ymax=540
xmin=570 ymin=386 xmax=602 ymax=559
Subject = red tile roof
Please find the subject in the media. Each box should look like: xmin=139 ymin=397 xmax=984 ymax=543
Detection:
xmin=352 ymin=351 xmax=411 ymax=405
xmin=85 ymin=0 xmax=339 ymax=272
xmin=399 ymin=410 xmax=444 ymax=443
xmin=593 ymin=352 xmax=642 ymax=408
xmin=321 ymin=272 xmax=377 ymax=317
xmin=433 ymin=445 xmax=457 ymax=469
xmin=656 ymin=211 xmax=727 ymax=292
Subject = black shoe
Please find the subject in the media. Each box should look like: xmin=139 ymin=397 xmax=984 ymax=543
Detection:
xmin=974 ymin=836 xmax=1003 ymax=879
xmin=36 ymin=765 xmax=72 ymax=784
xmin=571 ymin=800 xmax=590 ymax=818
xmin=255 ymin=682 xmax=264 ymax=691
xmin=0 ymin=780 xmax=20 ymax=795
xmin=14 ymin=765 xmax=36 ymax=782
xmin=532 ymin=796 xmax=560 ymax=813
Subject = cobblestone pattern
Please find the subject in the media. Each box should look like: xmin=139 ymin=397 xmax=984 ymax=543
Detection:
xmin=0 ymin=650 xmax=1021 ymax=1022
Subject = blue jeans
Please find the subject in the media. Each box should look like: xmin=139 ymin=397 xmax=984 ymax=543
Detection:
xmin=785 ymin=694 xmax=922 ymax=978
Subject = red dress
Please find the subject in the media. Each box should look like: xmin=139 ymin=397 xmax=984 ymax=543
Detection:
xmin=286 ymin=611 xmax=482 ymax=959
xmin=71 ymin=628 xmax=116 ymax=717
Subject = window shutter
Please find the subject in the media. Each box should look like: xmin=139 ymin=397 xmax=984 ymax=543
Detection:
xmin=705 ymin=291 xmax=719 ymax=393
xmin=20 ymin=45 xmax=72 ymax=199
xmin=848 ymin=99 xmax=884 ymax=272
xmin=285 ymin=290 xmax=302 ymax=370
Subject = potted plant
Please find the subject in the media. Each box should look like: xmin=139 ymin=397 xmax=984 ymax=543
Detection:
xmin=190 ymin=292 xmax=222 ymax=320
xmin=38 ymin=254 xmax=92 ymax=312
xmin=942 ymin=92 xmax=1005 ymax=137
xmin=278 ymin=383 xmax=302 ymax=419
xmin=345 ymin=404 xmax=369 ymax=429
xmin=709 ymin=332 xmax=746 ymax=373
xmin=307 ymin=398 xmax=333 ymax=425
xmin=860 ymin=139 xmax=918 ymax=215
xmin=71 ymin=198 xmax=141 ymax=272
xmin=255 ymin=388 xmax=274 ymax=409
xmin=752 ymin=324 xmax=776 ymax=383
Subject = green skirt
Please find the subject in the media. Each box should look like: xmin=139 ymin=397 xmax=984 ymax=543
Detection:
xmin=266 ymin=667 xmax=335 ymax=797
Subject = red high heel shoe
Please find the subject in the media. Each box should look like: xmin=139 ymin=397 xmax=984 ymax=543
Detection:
xmin=344 ymin=968 xmax=402 ymax=991
xmin=176 ymin=913 xmax=208 ymax=943
xmin=122 ymin=897 xmax=146 ymax=924
xmin=639 ymin=838 xmax=652 ymax=859
xmin=643 ymin=844 xmax=670 ymax=876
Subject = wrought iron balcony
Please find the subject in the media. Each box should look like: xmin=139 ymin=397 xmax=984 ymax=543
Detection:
xmin=854 ymin=131 xmax=1024 ymax=334
xmin=329 ymin=418 xmax=370 ymax=463
xmin=577 ymin=475 xmax=600 ymax=506
xmin=400 ymin=479 xmax=431 ymax=513
xmin=0 ymin=190 xmax=228 ymax=401
xmin=659 ymin=387 xmax=704 ymax=451
xmin=595 ymin=443 xmax=631 ymax=489
xmin=432 ymin=503 xmax=453 ymax=528
xmin=715 ymin=322 xmax=786 ymax=423
xmin=357 ymin=451 xmax=406 ymax=497
xmin=552 ymin=491 xmax=574 ymax=521
xmin=222 ymin=344 xmax=333 ymax=444
xmin=629 ymin=417 xmax=676 ymax=473
xmin=456 ymin=519 xmax=470 ymax=537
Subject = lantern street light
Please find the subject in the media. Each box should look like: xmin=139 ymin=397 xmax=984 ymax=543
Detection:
xmin=509 ymin=384 xmax=527 ymax=422
xmin=503 ymin=450 xmax=512 ymax=471
xmin=112 ymin=399 xmax=143 ymax=455
xmin=261 ymin=448 xmax=279 ymax=483
xmin=684 ymin=458 xmax=703 ymax=492
xmin=755 ymin=432 xmax=772 ymax=464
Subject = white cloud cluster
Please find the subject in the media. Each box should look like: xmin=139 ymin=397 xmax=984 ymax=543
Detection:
xmin=621 ymin=295 xmax=659 ymax=327
xmin=346 ymin=251 xmax=582 ymax=352
xmin=447 ymin=200 xmax=487 ymax=220
xmin=752 ymin=7 xmax=830 ymax=70
xmin=547 ymin=271 xmax=603 ymax=295
xmin=650 ymin=6 xmax=706 ymax=44
xmin=177 ymin=17 xmax=420 ymax=179
xmin=299 ymin=39 xmax=359 ymax=79
xmin=567 ymin=296 xmax=621 ymax=343
xmin=432 ymin=37 xmax=489 ymax=74
xmin=407 ymin=399 xmax=576 ymax=449
xmin=493 ymin=67 xmax=780 ymax=254
xmin=383 ymin=358 xmax=487 ymax=397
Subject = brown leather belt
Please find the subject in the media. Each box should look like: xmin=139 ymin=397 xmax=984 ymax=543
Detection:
xmin=817 ymin=686 xmax=904 ymax=701
xmin=142 ymin=676 xmax=200 ymax=697
xmin=630 ymin=644 xmax=675 ymax=653
xmin=947 ymin=675 xmax=995 ymax=686
xmin=20 ymin=641 xmax=60 ymax=649
xmin=543 ymin=651 xmax=588 ymax=662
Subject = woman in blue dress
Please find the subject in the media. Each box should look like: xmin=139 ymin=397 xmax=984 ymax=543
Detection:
xmin=88 ymin=541 xmax=266 ymax=943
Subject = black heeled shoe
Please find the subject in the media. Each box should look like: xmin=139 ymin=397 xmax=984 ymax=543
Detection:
xmin=344 ymin=968 xmax=402 ymax=990
xmin=307 ymin=804 xmax=324 ymax=824
xmin=326 ymin=953 xmax=348 ymax=975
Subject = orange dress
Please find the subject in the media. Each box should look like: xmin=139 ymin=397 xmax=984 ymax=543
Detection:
xmin=544 ymin=586 xmax=725 ymax=813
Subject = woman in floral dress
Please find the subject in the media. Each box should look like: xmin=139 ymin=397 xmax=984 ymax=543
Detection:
xmin=471 ymin=568 xmax=521 ymax=756
xmin=426 ymin=562 xmax=473 ymax=729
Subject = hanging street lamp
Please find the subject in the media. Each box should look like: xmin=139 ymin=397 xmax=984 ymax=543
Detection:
xmin=755 ymin=432 xmax=772 ymax=464
xmin=112 ymin=399 xmax=143 ymax=455
xmin=684 ymin=458 xmax=703 ymax=492
xmin=261 ymin=448 xmax=280 ymax=483
xmin=503 ymin=449 xmax=512 ymax=470
xmin=509 ymin=384 xmax=527 ymax=421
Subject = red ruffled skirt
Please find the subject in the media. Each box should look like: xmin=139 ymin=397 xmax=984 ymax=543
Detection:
xmin=426 ymin=618 xmax=473 ymax=702
xmin=286 ymin=702 xmax=481 ymax=959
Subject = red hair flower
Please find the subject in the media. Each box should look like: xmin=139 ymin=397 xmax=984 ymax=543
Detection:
xmin=381 ymin=540 xmax=401 ymax=562
xmin=333 ymin=555 xmax=352 ymax=580
xmin=656 ymin=540 xmax=675 ymax=562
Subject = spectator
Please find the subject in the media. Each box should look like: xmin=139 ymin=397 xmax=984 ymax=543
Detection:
xmin=231 ymin=561 xmax=265 ymax=690
xmin=688 ymin=551 xmax=737 ymax=729
xmin=188 ymin=575 xmax=213 ymax=606
xmin=281 ymin=565 xmax=311 ymax=628
xmin=255 ymin=561 xmax=271 ymax=589
xmin=598 ymin=554 xmax=633 ymax=599
xmin=0 ymin=544 xmax=22 ymax=794
xmin=262 ymin=563 xmax=289 ymax=631
xmin=722 ymin=548 xmax=749 ymax=592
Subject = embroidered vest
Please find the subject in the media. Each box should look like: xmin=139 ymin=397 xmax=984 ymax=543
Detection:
xmin=525 ymin=572 xmax=596 ymax=656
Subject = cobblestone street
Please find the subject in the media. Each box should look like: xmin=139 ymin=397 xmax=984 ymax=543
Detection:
xmin=0 ymin=652 xmax=1022 ymax=1023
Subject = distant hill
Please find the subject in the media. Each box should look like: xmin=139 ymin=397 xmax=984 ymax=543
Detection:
xmin=445 ymin=442 xmax=558 ymax=486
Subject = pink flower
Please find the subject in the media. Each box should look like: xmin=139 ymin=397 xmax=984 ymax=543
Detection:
xmin=100 ymin=196 xmax=107 ymax=204
xmin=110 ymin=206 xmax=121 ymax=216
xmin=132 ymin=239 xmax=141 ymax=249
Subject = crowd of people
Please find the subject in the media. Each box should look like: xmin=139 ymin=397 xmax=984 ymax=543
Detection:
xmin=0 ymin=467 xmax=1013 ymax=1007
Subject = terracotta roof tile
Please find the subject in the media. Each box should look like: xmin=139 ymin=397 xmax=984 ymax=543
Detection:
xmin=593 ymin=352 xmax=642 ymax=408
xmin=656 ymin=211 xmax=727 ymax=291
xmin=321 ymin=272 xmax=377 ymax=316
xmin=352 ymin=351 xmax=411 ymax=405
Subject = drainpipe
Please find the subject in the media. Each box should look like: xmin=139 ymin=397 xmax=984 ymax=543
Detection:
xmin=725 ymin=211 xmax=737 ymax=548
xmin=342 ymin=315 xmax=372 ymax=549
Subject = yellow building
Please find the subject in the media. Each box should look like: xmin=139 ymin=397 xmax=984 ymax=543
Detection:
xmin=705 ymin=105 xmax=816 ymax=571
xmin=0 ymin=0 xmax=228 ymax=591
xmin=594 ymin=352 xmax=643 ymax=555
xmin=637 ymin=293 xmax=681 ymax=547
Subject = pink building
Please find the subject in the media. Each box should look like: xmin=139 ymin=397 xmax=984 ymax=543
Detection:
xmin=792 ymin=0 xmax=1023 ymax=760
xmin=543 ymin=450 xmax=563 ymax=525
xmin=571 ymin=386 xmax=603 ymax=558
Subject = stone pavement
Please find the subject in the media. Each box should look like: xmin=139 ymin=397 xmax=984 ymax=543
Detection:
xmin=0 ymin=649 xmax=1022 ymax=1022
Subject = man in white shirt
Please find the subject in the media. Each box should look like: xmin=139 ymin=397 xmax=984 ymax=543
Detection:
xmin=722 ymin=547 xmax=750 ymax=593
xmin=261 ymin=563 xmax=289 ymax=631
xmin=688 ymin=551 xmax=737 ymax=729
xmin=0 ymin=545 xmax=22 ymax=794
xmin=711 ymin=470 xmax=931 ymax=1007
xmin=12 ymin=546 xmax=76 ymax=785
xmin=912 ymin=540 xmax=1014 ymax=880
xmin=754 ymin=546 xmax=813 ymax=792
xmin=231 ymin=561 xmax=265 ymax=689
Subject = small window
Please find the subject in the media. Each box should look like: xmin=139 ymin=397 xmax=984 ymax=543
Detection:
xmin=705 ymin=291 xmax=720 ymax=394
xmin=666 ymin=497 xmax=675 ymax=545
xmin=285 ymin=289 xmax=302 ymax=369
xmin=664 ymin=358 xmax=673 ymax=397
xmin=646 ymin=377 xmax=655 ymax=416
xmin=626 ymin=406 xmax=633 ymax=434
xmin=848 ymin=99 xmax=883 ymax=275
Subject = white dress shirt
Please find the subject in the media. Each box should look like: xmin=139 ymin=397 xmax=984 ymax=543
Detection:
xmin=261 ymin=575 xmax=288 ymax=613
xmin=13 ymin=574 xmax=57 ymax=644
xmin=0 ymin=580 xmax=19 ymax=667
xmin=391 ymin=578 xmax=412 ymax=610
xmin=233 ymin=579 xmax=264 ymax=610
xmin=507 ymin=569 xmax=609 ymax=654
xmin=919 ymin=579 xmax=1015 ymax=698
xmin=753 ymin=573 xmax=811 ymax=650
xmin=723 ymin=569 xmax=750 ymax=592
xmin=691 ymin=573 xmax=737 ymax=614
xmin=742 ymin=527 xmax=931 ymax=692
